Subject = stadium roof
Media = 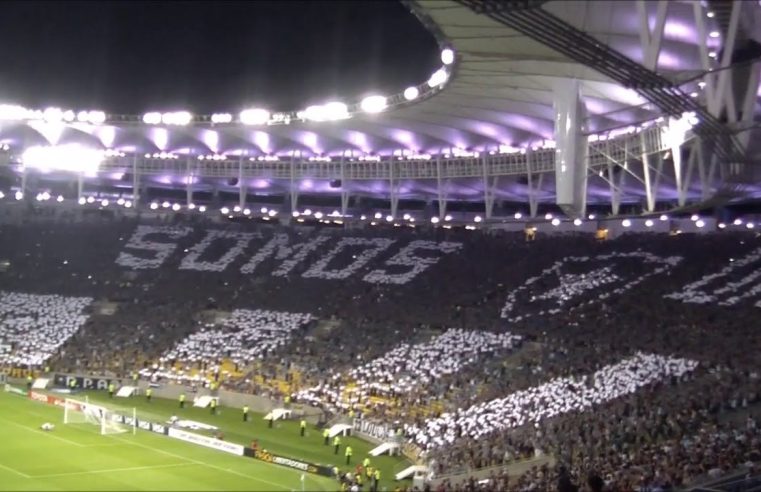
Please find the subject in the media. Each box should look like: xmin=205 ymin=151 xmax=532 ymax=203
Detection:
xmin=0 ymin=0 xmax=760 ymax=212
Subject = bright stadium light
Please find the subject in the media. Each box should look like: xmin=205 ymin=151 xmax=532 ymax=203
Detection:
xmin=514 ymin=212 xmax=522 ymax=220
xmin=239 ymin=108 xmax=270 ymax=125
xmin=551 ymin=218 xmax=561 ymax=226
xmin=142 ymin=112 xmax=162 ymax=125
xmin=243 ymin=208 xmax=251 ymax=215
xmin=660 ymin=214 xmax=669 ymax=221
xmin=21 ymin=144 xmax=104 ymax=174
xmin=696 ymin=219 xmax=705 ymax=228
xmin=56 ymin=195 xmax=64 ymax=202
xmin=233 ymin=205 xmax=242 ymax=213
xmin=544 ymin=213 xmax=553 ymax=220
xmin=101 ymin=199 xmax=109 ymax=207
xmin=404 ymin=87 xmax=419 ymax=101
xmin=292 ymin=211 xmax=300 ymax=218
xmin=474 ymin=215 xmax=483 ymax=223
xmin=386 ymin=215 xmax=394 ymax=222
xmin=62 ymin=110 xmax=75 ymax=122
xmin=427 ymin=68 xmax=448 ymax=87
xmin=162 ymin=111 xmax=192 ymax=126
xmin=198 ymin=205 xmax=207 ymax=212
xmin=88 ymin=111 xmax=106 ymax=125
xmin=622 ymin=219 xmax=632 ymax=227
xmin=573 ymin=218 xmax=582 ymax=226
xmin=431 ymin=216 xmax=440 ymax=224
xmin=444 ymin=214 xmax=452 ymax=222
xmin=314 ymin=211 xmax=324 ymax=219
xmin=150 ymin=202 xmax=159 ymax=210
xmin=188 ymin=203 xmax=196 ymax=210
xmin=360 ymin=95 xmax=387 ymax=114
xmin=441 ymin=48 xmax=455 ymax=65
xmin=690 ymin=214 xmax=699 ymax=221
xmin=14 ymin=191 xmax=23 ymax=200
xmin=86 ymin=196 xmax=95 ymax=204
xmin=220 ymin=207 xmax=230 ymax=214
xmin=0 ymin=104 xmax=30 ymax=120
xmin=78 ymin=197 xmax=86 ymax=205
xmin=117 ymin=198 xmax=125 ymax=205
xmin=267 ymin=209 xmax=277 ymax=217
xmin=43 ymin=107 xmax=64 ymax=123
xmin=645 ymin=219 xmax=654 ymax=227
xmin=211 ymin=113 xmax=233 ymax=124
xmin=124 ymin=200 xmax=132 ymax=208
xmin=172 ymin=203 xmax=181 ymax=211
xmin=374 ymin=212 xmax=382 ymax=219
xmin=260 ymin=207 xmax=268 ymax=214
xmin=733 ymin=218 xmax=743 ymax=225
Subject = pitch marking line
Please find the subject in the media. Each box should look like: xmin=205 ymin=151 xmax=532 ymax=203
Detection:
xmin=0 ymin=415 xmax=85 ymax=447
xmin=0 ymin=462 xmax=31 ymax=479
xmin=32 ymin=462 xmax=193 ymax=478
xmin=110 ymin=435 xmax=293 ymax=491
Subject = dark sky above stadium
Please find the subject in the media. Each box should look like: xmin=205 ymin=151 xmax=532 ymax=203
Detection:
xmin=0 ymin=0 xmax=439 ymax=114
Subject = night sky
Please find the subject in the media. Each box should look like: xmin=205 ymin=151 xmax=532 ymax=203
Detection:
xmin=0 ymin=0 xmax=439 ymax=114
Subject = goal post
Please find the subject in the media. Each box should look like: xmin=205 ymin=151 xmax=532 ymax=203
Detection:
xmin=63 ymin=398 xmax=136 ymax=435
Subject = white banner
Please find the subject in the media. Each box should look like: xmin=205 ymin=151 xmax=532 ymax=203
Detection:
xmin=167 ymin=428 xmax=244 ymax=456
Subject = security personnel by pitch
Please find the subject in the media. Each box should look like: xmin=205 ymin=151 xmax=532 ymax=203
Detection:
xmin=108 ymin=382 xmax=115 ymax=398
xmin=300 ymin=419 xmax=306 ymax=437
xmin=344 ymin=446 xmax=353 ymax=465
xmin=146 ymin=387 xmax=152 ymax=402
xmin=179 ymin=393 xmax=186 ymax=409
xmin=242 ymin=405 xmax=249 ymax=422
xmin=210 ymin=398 xmax=217 ymax=415
xmin=333 ymin=435 xmax=341 ymax=455
xmin=323 ymin=428 xmax=330 ymax=445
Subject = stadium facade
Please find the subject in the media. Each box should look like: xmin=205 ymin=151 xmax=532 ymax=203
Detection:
xmin=0 ymin=0 xmax=759 ymax=223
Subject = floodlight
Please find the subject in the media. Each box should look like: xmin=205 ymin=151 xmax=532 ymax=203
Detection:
xmin=622 ymin=219 xmax=631 ymax=227
xmin=544 ymin=213 xmax=553 ymax=220
xmin=374 ymin=212 xmax=382 ymax=219
xmin=43 ymin=107 xmax=63 ymax=123
xmin=441 ymin=48 xmax=455 ymax=65
xmin=211 ymin=113 xmax=233 ymax=124
xmin=746 ymin=222 xmax=754 ymax=229
xmin=660 ymin=214 xmax=669 ymax=221
xmin=303 ymin=209 xmax=312 ymax=216
xmin=718 ymin=222 xmax=725 ymax=229
xmin=474 ymin=215 xmax=483 ymax=223
xmin=314 ymin=211 xmax=324 ymax=219
xmin=514 ymin=212 xmax=522 ymax=220
xmin=360 ymin=95 xmax=387 ymax=114
xmin=267 ymin=209 xmax=277 ymax=217
xmin=220 ymin=207 xmax=230 ymax=214
xmin=0 ymin=191 xmax=4 ymax=199
xmin=404 ymin=87 xmax=419 ymax=101
xmin=14 ymin=191 xmax=23 ymax=200
xmin=260 ymin=207 xmax=267 ymax=214
xmin=733 ymin=218 xmax=743 ymax=225
xmin=573 ymin=218 xmax=582 ymax=226
xmin=292 ymin=211 xmax=300 ymax=217
xmin=551 ymin=218 xmax=560 ymax=226
xmin=142 ymin=112 xmax=162 ymax=125
xmin=0 ymin=104 xmax=29 ymax=120
xmin=645 ymin=219 xmax=654 ymax=227
xmin=243 ymin=208 xmax=251 ymax=215
xmin=88 ymin=111 xmax=106 ymax=125
xmin=124 ymin=200 xmax=132 ymax=208
xmin=86 ymin=196 xmax=95 ymax=204
xmin=198 ymin=205 xmax=207 ymax=212
xmin=709 ymin=31 xmax=720 ymax=38
xmin=56 ymin=195 xmax=64 ymax=203
xmin=427 ymin=68 xmax=448 ymax=87
xmin=233 ymin=205 xmax=242 ymax=212
xmin=78 ymin=197 xmax=86 ymax=205
xmin=171 ymin=203 xmax=181 ymax=211
xmin=117 ymin=198 xmax=125 ymax=205
xmin=101 ymin=199 xmax=109 ymax=207
xmin=150 ymin=202 xmax=159 ymax=210
xmin=62 ymin=110 xmax=75 ymax=122
xmin=239 ymin=108 xmax=270 ymax=125
xmin=162 ymin=201 xmax=170 ymax=208
xmin=162 ymin=111 xmax=192 ymax=126
xmin=431 ymin=216 xmax=440 ymax=224
xmin=386 ymin=215 xmax=393 ymax=222
xmin=22 ymin=144 xmax=104 ymax=174
xmin=696 ymin=219 xmax=705 ymax=228
xmin=690 ymin=214 xmax=699 ymax=221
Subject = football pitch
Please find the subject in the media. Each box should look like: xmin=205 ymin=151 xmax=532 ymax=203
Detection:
xmin=0 ymin=390 xmax=408 ymax=491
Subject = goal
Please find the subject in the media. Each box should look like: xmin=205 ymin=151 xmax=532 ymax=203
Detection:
xmin=63 ymin=398 xmax=136 ymax=435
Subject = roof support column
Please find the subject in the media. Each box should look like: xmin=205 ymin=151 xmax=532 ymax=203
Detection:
xmin=186 ymin=157 xmax=193 ymax=206
xmin=526 ymin=150 xmax=542 ymax=219
xmin=482 ymin=154 xmax=497 ymax=220
xmin=436 ymin=156 xmax=447 ymax=219
xmin=289 ymin=153 xmax=299 ymax=212
xmin=340 ymin=156 xmax=350 ymax=217
xmin=606 ymin=141 xmax=626 ymax=215
xmin=553 ymin=78 xmax=587 ymax=218
xmin=132 ymin=154 xmax=140 ymax=208
xmin=76 ymin=172 xmax=83 ymax=203
xmin=238 ymin=155 xmax=246 ymax=210
xmin=389 ymin=160 xmax=399 ymax=219
xmin=640 ymin=133 xmax=663 ymax=213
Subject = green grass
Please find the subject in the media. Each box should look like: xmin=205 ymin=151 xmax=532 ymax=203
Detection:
xmin=0 ymin=389 xmax=410 ymax=491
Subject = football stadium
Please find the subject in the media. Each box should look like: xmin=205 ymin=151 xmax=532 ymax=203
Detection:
xmin=2 ymin=0 xmax=761 ymax=491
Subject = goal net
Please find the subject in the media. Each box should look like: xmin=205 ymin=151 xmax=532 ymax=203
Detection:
xmin=63 ymin=398 xmax=136 ymax=435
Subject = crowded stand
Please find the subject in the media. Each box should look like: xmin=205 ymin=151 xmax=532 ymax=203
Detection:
xmin=296 ymin=328 xmax=522 ymax=413
xmin=1 ymin=212 xmax=760 ymax=490
xmin=141 ymin=308 xmax=313 ymax=384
